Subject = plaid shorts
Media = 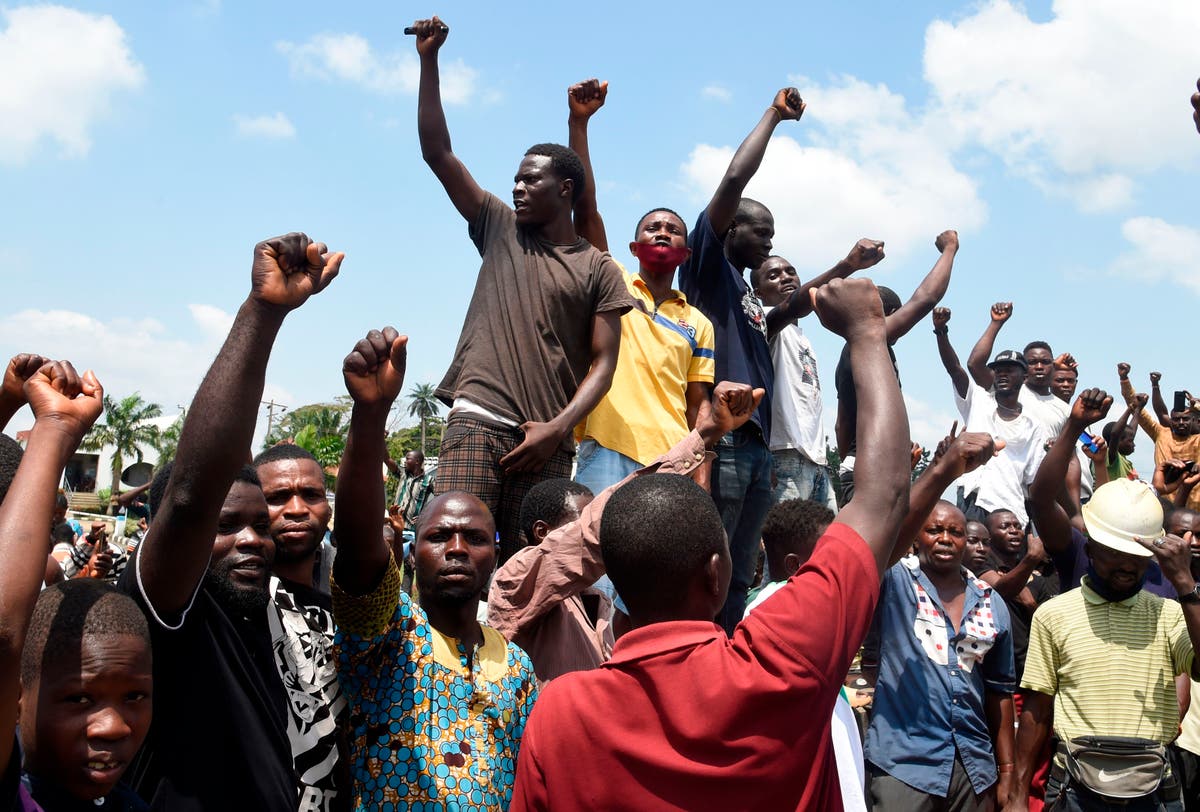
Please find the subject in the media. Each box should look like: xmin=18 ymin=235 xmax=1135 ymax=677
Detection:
xmin=434 ymin=416 xmax=574 ymax=562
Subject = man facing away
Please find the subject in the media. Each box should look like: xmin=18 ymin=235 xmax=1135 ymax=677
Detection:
xmin=510 ymin=277 xmax=912 ymax=811
xmin=412 ymin=18 xmax=633 ymax=561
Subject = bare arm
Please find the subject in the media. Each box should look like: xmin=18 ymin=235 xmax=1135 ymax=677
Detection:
xmin=1137 ymin=531 xmax=1200 ymax=679
xmin=500 ymin=310 xmax=622 ymax=473
xmin=685 ymin=381 xmax=709 ymax=430
xmin=567 ymin=79 xmax=609 ymax=251
xmin=884 ymin=230 xmax=958 ymax=342
xmin=139 ymin=234 xmax=341 ymax=618
xmin=1031 ymin=389 xmax=1112 ymax=556
xmin=334 ymin=329 xmax=408 ymax=595
xmin=987 ymin=692 xmax=1017 ymax=807
xmin=810 ymin=280 xmax=910 ymax=573
xmin=978 ymin=535 xmax=1045 ymax=601
xmin=891 ymin=427 xmax=1000 ymax=566
xmin=1004 ymin=690 xmax=1054 ymax=811
xmin=0 ymin=361 xmax=102 ymax=773
xmin=765 ymin=238 xmax=884 ymax=339
xmin=1151 ymin=372 xmax=1170 ymax=424
xmin=968 ymin=302 xmax=1012 ymax=390
xmin=932 ymin=307 xmax=969 ymax=399
xmin=413 ymin=18 xmax=486 ymax=224
xmin=706 ymin=88 xmax=804 ymax=235
xmin=1107 ymin=400 xmax=1139 ymax=466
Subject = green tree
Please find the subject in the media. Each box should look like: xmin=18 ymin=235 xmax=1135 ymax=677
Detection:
xmin=263 ymin=402 xmax=349 ymax=448
xmin=406 ymin=383 xmax=441 ymax=456
xmin=81 ymin=394 xmax=163 ymax=512
xmin=153 ymin=410 xmax=186 ymax=468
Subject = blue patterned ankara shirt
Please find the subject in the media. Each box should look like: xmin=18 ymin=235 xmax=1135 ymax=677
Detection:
xmin=332 ymin=559 xmax=538 ymax=811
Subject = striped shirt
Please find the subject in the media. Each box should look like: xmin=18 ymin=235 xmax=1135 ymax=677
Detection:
xmin=1022 ymin=578 xmax=1194 ymax=744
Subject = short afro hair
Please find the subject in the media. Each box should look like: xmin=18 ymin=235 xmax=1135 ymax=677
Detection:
xmin=600 ymin=475 xmax=725 ymax=617
xmin=21 ymin=579 xmax=150 ymax=688
xmin=148 ymin=461 xmax=172 ymax=519
xmin=519 ymin=478 xmax=593 ymax=545
xmin=876 ymin=286 xmax=902 ymax=317
xmin=760 ymin=499 xmax=834 ymax=563
xmin=253 ymin=443 xmax=319 ymax=469
xmin=0 ymin=434 xmax=24 ymax=504
xmin=524 ymin=143 xmax=585 ymax=205
xmin=148 ymin=461 xmax=260 ymax=519
xmin=1024 ymin=340 xmax=1053 ymax=357
xmin=633 ymin=207 xmax=688 ymax=241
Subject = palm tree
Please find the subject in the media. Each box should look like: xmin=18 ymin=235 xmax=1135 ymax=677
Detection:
xmin=81 ymin=394 xmax=162 ymax=512
xmin=153 ymin=409 xmax=186 ymax=468
xmin=406 ymin=383 xmax=441 ymax=455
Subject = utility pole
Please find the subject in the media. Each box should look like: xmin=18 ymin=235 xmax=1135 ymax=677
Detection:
xmin=262 ymin=399 xmax=287 ymax=438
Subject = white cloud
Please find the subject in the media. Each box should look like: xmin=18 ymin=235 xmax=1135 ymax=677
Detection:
xmin=276 ymin=33 xmax=478 ymax=104
xmin=924 ymin=0 xmax=1200 ymax=209
xmin=680 ymin=76 xmax=986 ymax=271
xmin=1108 ymin=216 xmax=1200 ymax=293
xmin=0 ymin=304 xmax=298 ymax=451
xmin=0 ymin=306 xmax=228 ymax=413
xmin=0 ymin=5 xmax=144 ymax=165
xmin=904 ymin=393 xmax=961 ymax=451
xmin=187 ymin=304 xmax=236 ymax=340
xmin=232 ymin=112 xmax=296 ymax=140
xmin=702 ymin=84 xmax=732 ymax=103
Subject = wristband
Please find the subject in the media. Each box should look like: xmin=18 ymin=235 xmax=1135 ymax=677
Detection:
xmin=997 ymin=763 xmax=1015 ymax=774
xmin=933 ymin=327 xmax=948 ymax=336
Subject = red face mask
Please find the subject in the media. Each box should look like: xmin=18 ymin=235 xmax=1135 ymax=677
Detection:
xmin=631 ymin=242 xmax=690 ymax=272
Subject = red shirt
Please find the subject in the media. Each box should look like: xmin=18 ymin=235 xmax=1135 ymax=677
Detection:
xmin=509 ymin=523 xmax=879 ymax=811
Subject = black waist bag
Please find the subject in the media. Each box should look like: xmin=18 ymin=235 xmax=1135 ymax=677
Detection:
xmin=1060 ymin=736 xmax=1167 ymax=800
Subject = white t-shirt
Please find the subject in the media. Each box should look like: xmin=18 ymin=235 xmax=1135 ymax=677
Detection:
xmin=745 ymin=581 xmax=867 ymax=812
xmin=765 ymin=308 xmax=825 ymax=464
xmin=955 ymin=383 xmax=1052 ymax=526
xmin=1019 ymin=386 xmax=1069 ymax=436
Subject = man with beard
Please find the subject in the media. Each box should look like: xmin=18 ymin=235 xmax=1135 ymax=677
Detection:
xmin=254 ymin=443 xmax=348 ymax=812
xmin=117 ymin=231 xmax=342 ymax=810
xmin=330 ymin=327 xmax=538 ymax=810
xmin=564 ymin=78 xmax=715 ymax=492
xmin=411 ymin=19 xmax=633 ymax=562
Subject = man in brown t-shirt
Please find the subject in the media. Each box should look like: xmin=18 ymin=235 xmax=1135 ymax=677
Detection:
xmin=413 ymin=17 xmax=633 ymax=559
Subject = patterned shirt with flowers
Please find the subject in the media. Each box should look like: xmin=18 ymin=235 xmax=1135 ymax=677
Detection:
xmin=332 ymin=559 xmax=538 ymax=811
xmin=864 ymin=556 xmax=1014 ymax=798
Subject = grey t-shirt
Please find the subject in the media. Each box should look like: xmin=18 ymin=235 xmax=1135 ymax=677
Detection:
xmin=437 ymin=193 xmax=633 ymax=430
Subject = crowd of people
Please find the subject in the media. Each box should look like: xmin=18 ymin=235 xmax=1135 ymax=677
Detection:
xmin=3 ymin=19 xmax=1200 ymax=812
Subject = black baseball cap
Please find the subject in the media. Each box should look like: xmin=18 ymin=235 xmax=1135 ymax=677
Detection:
xmin=987 ymin=350 xmax=1027 ymax=371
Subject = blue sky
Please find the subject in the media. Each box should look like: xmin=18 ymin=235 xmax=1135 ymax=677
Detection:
xmin=2 ymin=0 xmax=1199 ymax=475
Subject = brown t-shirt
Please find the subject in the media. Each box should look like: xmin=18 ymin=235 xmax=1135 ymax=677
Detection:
xmin=437 ymin=192 xmax=633 ymax=428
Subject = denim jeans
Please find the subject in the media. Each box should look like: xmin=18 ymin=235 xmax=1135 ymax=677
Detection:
xmin=771 ymin=448 xmax=838 ymax=511
xmin=574 ymin=439 xmax=641 ymax=494
xmin=713 ymin=426 xmax=774 ymax=635
xmin=574 ymin=439 xmax=641 ymax=611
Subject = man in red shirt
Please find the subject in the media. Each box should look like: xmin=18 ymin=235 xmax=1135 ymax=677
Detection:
xmin=510 ymin=277 xmax=913 ymax=811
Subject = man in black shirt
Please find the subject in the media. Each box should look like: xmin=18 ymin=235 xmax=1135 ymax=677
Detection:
xmin=118 ymin=232 xmax=342 ymax=811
